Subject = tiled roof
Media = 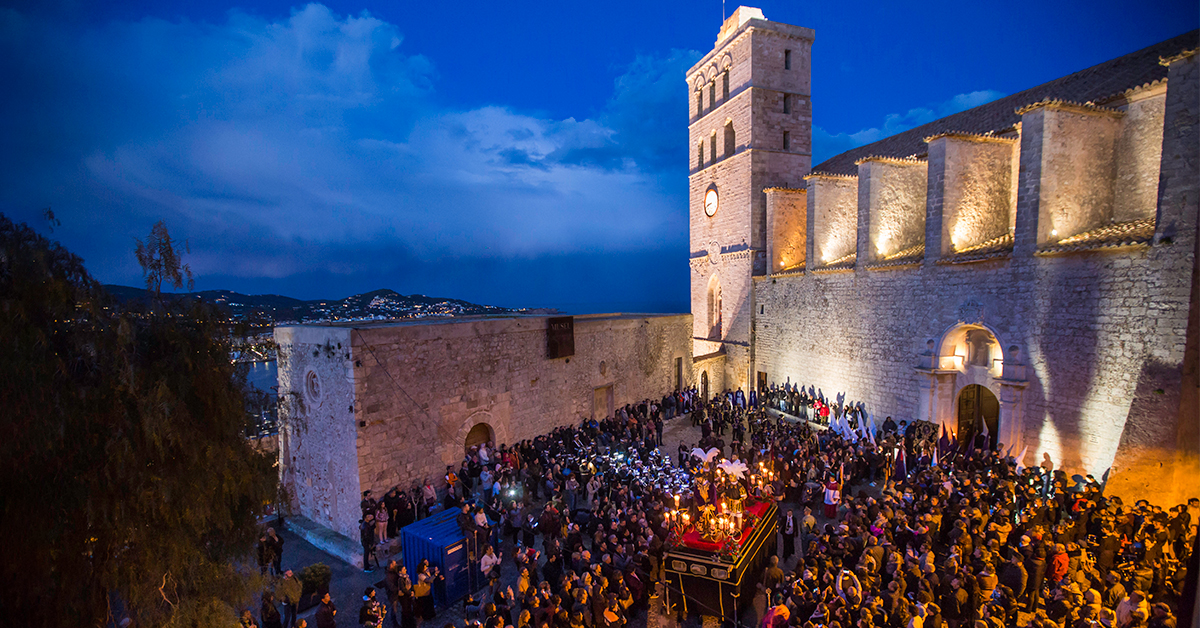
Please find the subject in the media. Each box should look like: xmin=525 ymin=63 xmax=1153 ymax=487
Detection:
xmin=1037 ymin=218 xmax=1155 ymax=255
xmin=866 ymin=243 xmax=925 ymax=270
xmin=883 ymin=243 xmax=925 ymax=261
xmin=812 ymin=30 xmax=1199 ymax=176
xmin=814 ymin=251 xmax=857 ymax=272
xmin=773 ymin=263 xmax=806 ymax=276
xmin=937 ymin=232 xmax=1015 ymax=265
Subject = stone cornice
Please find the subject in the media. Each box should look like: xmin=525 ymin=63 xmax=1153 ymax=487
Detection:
xmin=1014 ymin=99 xmax=1125 ymax=118
xmin=1160 ymin=48 xmax=1198 ymax=66
xmin=1097 ymin=78 xmax=1169 ymax=105
xmin=763 ymin=186 xmax=807 ymax=194
xmin=770 ymin=266 xmax=806 ymax=277
xmin=688 ymin=247 xmax=760 ymax=272
xmin=924 ymin=131 xmax=1019 ymax=144
xmin=854 ymin=155 xmax=928 ymax=166
xmin=804 ymin=171 xmax=857 ymax=182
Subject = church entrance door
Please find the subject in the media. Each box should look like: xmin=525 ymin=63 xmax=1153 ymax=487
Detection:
xmin=701 ymin=371 xmax=709 ymax=401
xmin=956 ymin=384 xmax=999 ymax=450
xmin=464 ymin=422 xmax=494 ymax=454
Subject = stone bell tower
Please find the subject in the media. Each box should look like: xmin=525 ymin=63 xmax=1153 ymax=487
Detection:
xmin=688 ymin=7 xmax=813 ymax=394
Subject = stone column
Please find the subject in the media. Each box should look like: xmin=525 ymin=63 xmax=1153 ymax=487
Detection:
xmin=915 ymin=370 xmax=937 ymax=424
xmin=933 ymin=372 xmax=958 ymax=427
xmin=997 ymin=382 xmax=1027 ymax=456
xmin=914 ymin=340 xmax=938 ymax=423
xmin=997 ymin=345 xmax=1029 ymax=456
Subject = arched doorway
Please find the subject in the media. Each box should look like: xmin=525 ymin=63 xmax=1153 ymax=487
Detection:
xmin=464 ymin=422 xmax=494 ymax=454
xmin=956 ymin=384 xmax=999 ymax=450
xmin=701 ymin=371 xmax=709 ymax=401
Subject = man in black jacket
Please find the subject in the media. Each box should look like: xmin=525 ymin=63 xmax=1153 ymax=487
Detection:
xmin=361 ymin=517 xmax=378 ymax=573
xmin=779 ymin=510 xmax=798 ymax=561
xmin=316 ymin=593 xmax=337 ymax=628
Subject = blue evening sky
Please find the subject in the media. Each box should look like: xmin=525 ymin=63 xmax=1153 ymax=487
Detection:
xmin=1 ymin=0 xmax=1195 ymax=313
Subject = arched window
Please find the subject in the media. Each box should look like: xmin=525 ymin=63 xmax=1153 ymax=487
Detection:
xmin=783 ymin=93 xmax=790 ymax=114
xmin=783 ymin=131 xmax=790 ymax=151
xmin=710 ymin=132 xmax=717 ymax=163
xmin=724 ymin=121 xmax=735 ymax=157
xmin=696 ymin=89 xmax=703 ymax=116
xmin=722 ymin=72 xmax=730 ymax=99
xmin=709 ymin=81 xmax=715 ymax=109
xmin=707 ymin=275 xmax=723 ymax=340
xmin=697 ymin=140 xmax=704 ymax=169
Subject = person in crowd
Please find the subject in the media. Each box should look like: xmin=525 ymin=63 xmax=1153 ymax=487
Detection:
xmin=278 ymin=569 xmax=302 ymax=628
xmin=261 ymin=591 xmax=282 ymax=628
xmin=316 ymin=592 xmax=337 ymax=628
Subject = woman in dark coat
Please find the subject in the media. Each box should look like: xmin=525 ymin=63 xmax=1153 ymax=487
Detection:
xmin=260 ymin=591 xmax=282 ymax=628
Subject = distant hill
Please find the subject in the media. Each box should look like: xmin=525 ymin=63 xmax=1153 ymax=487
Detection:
xmin=104 ymin=285 xmax=524 ymax=323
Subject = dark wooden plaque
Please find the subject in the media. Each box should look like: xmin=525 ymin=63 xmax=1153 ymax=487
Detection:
xmin=547 ymin=316 xmax=575 ymax=359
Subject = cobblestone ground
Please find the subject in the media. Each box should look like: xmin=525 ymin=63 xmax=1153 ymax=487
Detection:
xmin=269 ymin=413 xmax=1034 ymax=627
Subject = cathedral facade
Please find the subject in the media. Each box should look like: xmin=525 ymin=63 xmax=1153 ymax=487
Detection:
xmin=689 ymin=8 xmax=1198 ymax=504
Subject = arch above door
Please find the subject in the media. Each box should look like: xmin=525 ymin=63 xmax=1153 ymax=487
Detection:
xmin=915 ymin=322 xmax=1029 ymax=455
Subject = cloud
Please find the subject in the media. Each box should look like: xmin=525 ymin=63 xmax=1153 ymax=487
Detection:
xmin=0 ymin=4 xmax=696 ymax=311
xmin=812 ymin=89 xmax=1005 ymax=164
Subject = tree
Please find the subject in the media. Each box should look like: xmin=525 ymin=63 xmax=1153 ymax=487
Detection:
xmin=0 ymin=213 xmax=277 ymax=627
xmin=135 ymin=220 xmax=193 ymax=300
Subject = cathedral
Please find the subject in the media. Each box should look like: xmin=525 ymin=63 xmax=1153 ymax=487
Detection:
xmin=276 ymin=9 xmax=1196 ymax=555
xmin=689 ymin=7 xmax=1198 ymax=505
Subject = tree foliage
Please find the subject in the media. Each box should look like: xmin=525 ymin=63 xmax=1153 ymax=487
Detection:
xmin=135 ymin=220 xmax=193 ymax=300
xmin=0 ymin=214 xmax=277 ymax=627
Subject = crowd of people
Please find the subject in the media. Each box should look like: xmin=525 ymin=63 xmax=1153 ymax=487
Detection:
xmin=247 ymin=385 xmax=1195 ymax=628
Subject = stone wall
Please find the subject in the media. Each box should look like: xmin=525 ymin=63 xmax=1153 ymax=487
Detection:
xmin=1033 ymin=104 xmax=1123 ymax=243
xmin=934 ymin=134 xmax=1016 ymax=253
xmin=1113 ymin=87 xmax=1167 ymax=223
xmin=806 ymin=174 xmax=858 ymax=266
xmin=754 ymin=243 xmax=1194 ymax=501
xmin=275 ymin=325 xmax=361 ymax=539
xmin=1106 ymin=52 xmax=1199 ymax=507
xmin=766 ymin=187 xmax=806 ymax=271
xmin=858 ymin=159 xmax=927 ymax=263
xmin=277 ymin=314 xmax=692 ymax=538
xmin=349 ymin=314 xmax=692 ymax=505
xmin=752 ymin=55 xmax=1199 ymax=506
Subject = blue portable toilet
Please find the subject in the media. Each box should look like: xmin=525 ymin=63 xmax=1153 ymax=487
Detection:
xmin=400 ymin=508 xmax=480 ymax=606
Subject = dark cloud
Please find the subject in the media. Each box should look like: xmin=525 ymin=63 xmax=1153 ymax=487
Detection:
xmin=0 ymin=1 xmax=998 ymax=314
xmin=0 ymin=4 xmax=693 ymax=311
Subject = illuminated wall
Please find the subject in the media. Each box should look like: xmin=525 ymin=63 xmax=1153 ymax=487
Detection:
xmin=765 ymin=187 xmax=806 ymax=272
xmin=806 ymin=173 xmax=858 ymax=266
xmin=929 ymin=133 xmax=1017 ymax=254
xmin=753 ymin=53 xmax=1198 ymax=505
xmin=1113 ymin=86 xmax=1167 ymax=222
xmin=858 ymin=157 xmax=927 ymax=263
xmin=1024 ymin=102 xmax=1123 ymax=244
